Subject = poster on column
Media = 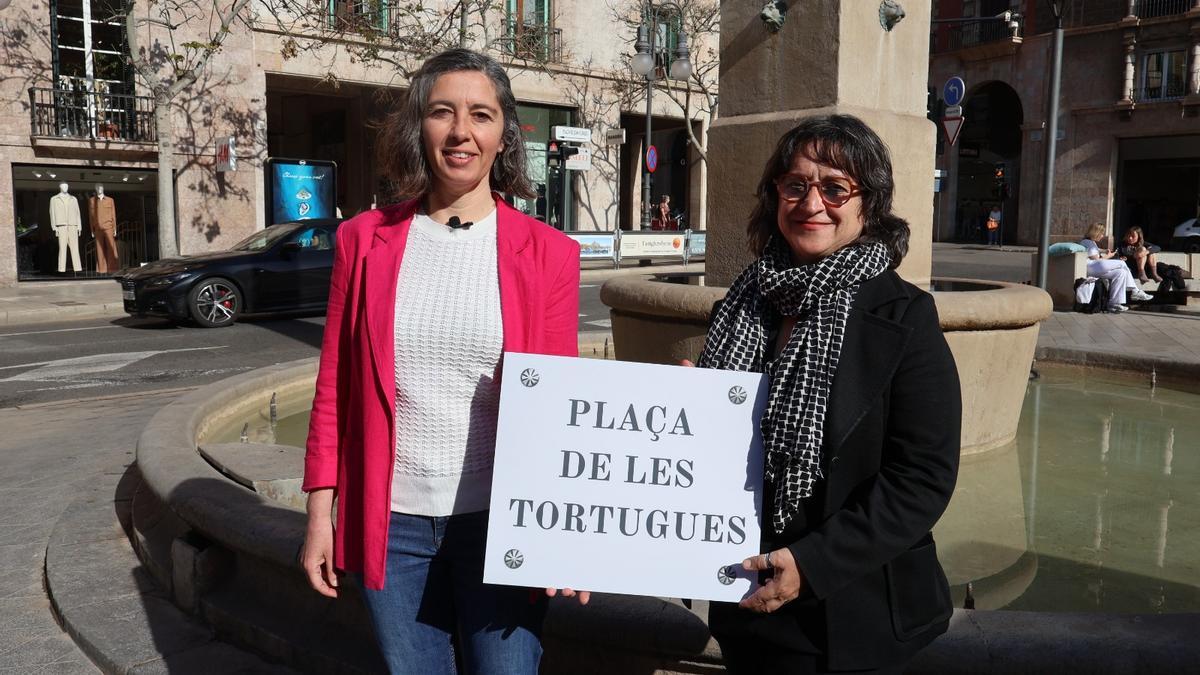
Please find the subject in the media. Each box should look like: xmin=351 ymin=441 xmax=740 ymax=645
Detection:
xmin=484 ymin=353 xmax=767 ymax=602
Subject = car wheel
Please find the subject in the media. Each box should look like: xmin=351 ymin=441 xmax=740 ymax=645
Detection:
xmin=1187 ymin=240 xmax=1200 ymax=254
xmin=188 ymin=277 xmax=241 ymax=328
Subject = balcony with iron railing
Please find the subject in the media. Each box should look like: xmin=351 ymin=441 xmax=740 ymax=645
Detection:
xmin=932 ymin=19 xmax=1021 ymax=55
xmin=29 ymin=86 xmax=156 ymax=144
xmin=1027 ymin=0 xmax=1196 ymax=33
xmin=1134 ymin=0 xmax=1195 ymax=19
xmin=1134 ymin=76 xmax=1188 ymax=102
xmin=500 ymin=21 xmax=563 ymax=64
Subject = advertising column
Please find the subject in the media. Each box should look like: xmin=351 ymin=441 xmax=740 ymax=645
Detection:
xmin=265 ymin=158 xmax=338 ymax=225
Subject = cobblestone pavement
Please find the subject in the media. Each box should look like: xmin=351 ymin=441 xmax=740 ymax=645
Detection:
xmin=0 ymin=389 xmax=183 ymax=673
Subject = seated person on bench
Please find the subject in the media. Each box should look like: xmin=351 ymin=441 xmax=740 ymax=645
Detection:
xmin=1118 ymin=226 xmax=1162 ymax=284
xmin=1080 ymin=222 xmax=1152 ymax=312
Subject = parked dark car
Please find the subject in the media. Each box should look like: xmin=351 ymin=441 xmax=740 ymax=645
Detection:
xmin=117 ymin=218 xmax=343 ymax=327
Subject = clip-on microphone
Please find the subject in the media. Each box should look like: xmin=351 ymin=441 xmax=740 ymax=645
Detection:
xmin=447 ymin=216 xmax=473 ymax=230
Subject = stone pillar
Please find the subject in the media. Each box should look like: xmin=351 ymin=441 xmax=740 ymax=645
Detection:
xmin=1191 ymin=40 xmax=1200 ymax=96
xmin=706 ymin=1 xmax=935 ymax=287
xmin=1123 ymin=41 xmax=1137 ymax=102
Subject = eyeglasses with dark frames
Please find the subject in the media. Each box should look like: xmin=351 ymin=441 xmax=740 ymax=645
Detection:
xmin=774 ymin=175 xmax=861 ymax=208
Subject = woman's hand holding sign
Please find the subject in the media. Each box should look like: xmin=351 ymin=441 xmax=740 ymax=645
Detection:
xmin=738 ymin=548 xmax=803 ymax=614
xmin=545 ymin=587 xmax=591 ymax=605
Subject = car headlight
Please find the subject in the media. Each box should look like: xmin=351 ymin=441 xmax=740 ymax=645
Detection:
xmin=145 ymin=272 xmax=196 ymax=287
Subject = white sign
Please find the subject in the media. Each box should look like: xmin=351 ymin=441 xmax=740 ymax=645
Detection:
xmin=940 ymin=116 xmax=965 ymax=147
xmin=620 ymin=232 xmax=688 ymax=258
xmin=944 ymin=105 xmax=962 ymax=117
xmin=216 ymin=136 xmax=237 ymax=172
xmin=553 ymin=126 xmax=593 ymax=143
xmin=565 ymin=147 xmax=592 ymax=171
xmin=524 ymin=141 xmax=548 ymax=183
xmin=604 ymin=128 xmax=627 ymax=145
xmin=484 ymin=353 xmax=767 ymax=601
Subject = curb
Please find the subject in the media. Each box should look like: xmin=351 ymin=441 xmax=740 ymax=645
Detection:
xmin=44 ymin=464 xmax=294 ymax=674
xmin=0 ymin=303 xmax=125 ymax=326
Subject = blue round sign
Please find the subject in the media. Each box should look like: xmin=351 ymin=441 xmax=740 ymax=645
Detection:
xmin=646 ymin=145 xmax=658 ymax=173
xmin=943 ymin=76 xmax=966 ymax=107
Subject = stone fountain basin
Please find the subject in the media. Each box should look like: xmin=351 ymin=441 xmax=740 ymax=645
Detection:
xmin=133 ymin=359 xmax=721 ymax=673
xmin=601 ymin=275 xmax=1054 ymax=455
xmin=132 ymin=346 xmax=1200 ymax=673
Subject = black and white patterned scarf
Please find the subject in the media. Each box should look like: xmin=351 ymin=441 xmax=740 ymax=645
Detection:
xmin=698 ymin=236 xmax=892 ymax=534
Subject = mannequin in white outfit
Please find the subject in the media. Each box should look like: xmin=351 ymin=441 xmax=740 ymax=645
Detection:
xmin=49 ymin=182 xmax=83 ymax=273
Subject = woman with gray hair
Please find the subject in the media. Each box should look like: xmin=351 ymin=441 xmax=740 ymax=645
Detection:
xmin=301 ymin=48 xmax=583 ymax=673
xmin=696 ymin=115 xmax=961 ymax=673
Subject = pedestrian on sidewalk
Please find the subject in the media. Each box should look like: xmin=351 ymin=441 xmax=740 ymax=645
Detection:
xmin=300 ymin=48 xmax=583 ymax=675
xmin=986 ymin=204 xmax=1002 ymax=247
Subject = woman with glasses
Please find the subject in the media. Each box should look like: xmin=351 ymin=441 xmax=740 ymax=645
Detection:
xmin=697 ymin=115 xmax=961 ymax=674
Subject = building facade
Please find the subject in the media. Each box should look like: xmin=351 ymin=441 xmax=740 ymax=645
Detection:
xmin=930 ymin=0 xmax=1200 ymax=249
xmin=0 ymin=0 xmax=714 ymax=286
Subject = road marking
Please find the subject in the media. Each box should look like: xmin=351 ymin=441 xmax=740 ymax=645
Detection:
xmin=585 ymin=319 xmax=612 ymax=328
xmin=580 ymin=284 xmax=599 ymax=288
xmin=0 ymin=346 xmax=226 ymax=382
xmin=0 ymin=325 xmax=122 ymax=338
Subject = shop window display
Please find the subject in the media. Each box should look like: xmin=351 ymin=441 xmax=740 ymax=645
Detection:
xmin=11 ymin=165 xmax=158 ymax=280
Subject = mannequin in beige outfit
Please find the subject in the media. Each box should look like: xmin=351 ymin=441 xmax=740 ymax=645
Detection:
xmin=49 ymin=182 xmax=82 ymax=273
xmin=88 ymin=184 xmax=119 ymax=273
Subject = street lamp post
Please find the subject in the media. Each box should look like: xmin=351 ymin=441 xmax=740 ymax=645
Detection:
xmin=1036 ymin=1 xmax=1064 ymax=289
xmin=631 ymin=1 xmax=692 ymax=230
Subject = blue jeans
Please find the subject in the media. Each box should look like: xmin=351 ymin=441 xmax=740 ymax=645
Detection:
xmin=359 ymin=510 xmax=546 ymax=675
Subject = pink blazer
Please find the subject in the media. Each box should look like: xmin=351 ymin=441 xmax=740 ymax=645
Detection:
xmin=303 ymin=196 xmax=581 ymax=590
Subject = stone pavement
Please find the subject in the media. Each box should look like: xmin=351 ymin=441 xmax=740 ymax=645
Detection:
xmin=3 ymin=244 xmax=1199 ymax=671
xmin=0 ymin=390 xmax=180 ymax=673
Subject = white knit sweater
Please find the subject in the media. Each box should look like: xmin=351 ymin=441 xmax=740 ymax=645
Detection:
xmin=391 ymin=210 xmax=503 ymax=516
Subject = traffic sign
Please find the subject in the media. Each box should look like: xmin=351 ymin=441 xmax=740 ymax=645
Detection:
xmin=945 ymin=105 xmax=962 ymax=117
xmin=943 ymin=76 xmax=966 ymax=107
xmin=646 ymin=145 xmax=658 ymax=173
xmin=940 ymin=116 xmax=965 ymax=147
xmin=553 ymin=126 xmax=592 ymax=143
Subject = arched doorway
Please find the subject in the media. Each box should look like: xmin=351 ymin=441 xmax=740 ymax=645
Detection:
xmin=953 ymin=81 xmax=1023 ymax=245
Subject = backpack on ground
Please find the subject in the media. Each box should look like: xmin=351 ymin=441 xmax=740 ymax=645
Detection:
xmin=1156 ymin=262 xmax=1187 ymax=292
xmin=1073 ymin=277 xmax=1110 ymax=313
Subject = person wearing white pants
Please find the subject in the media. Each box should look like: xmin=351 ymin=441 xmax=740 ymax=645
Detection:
xmin=1081 ymin=222 xmax=1152 ymax=312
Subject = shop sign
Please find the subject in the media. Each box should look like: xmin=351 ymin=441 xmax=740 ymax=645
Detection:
xmin=216 ymin=136 xmax=237 ymax=172
xmin=604 ymin=129 xmax=626 ymax=145
xmin=565 ymin=147 xmax=592 ymax=171
xmin=620 ymin=232 xmax=686 ymax=258
xmin=484 ymin=352 xmax=766 ymax=601
xmin=553 ymin=126 xmax=593 ymax=143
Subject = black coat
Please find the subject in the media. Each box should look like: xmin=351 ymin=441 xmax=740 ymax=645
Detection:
xmin=709 ymin=269 xmax=962 ymax=671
